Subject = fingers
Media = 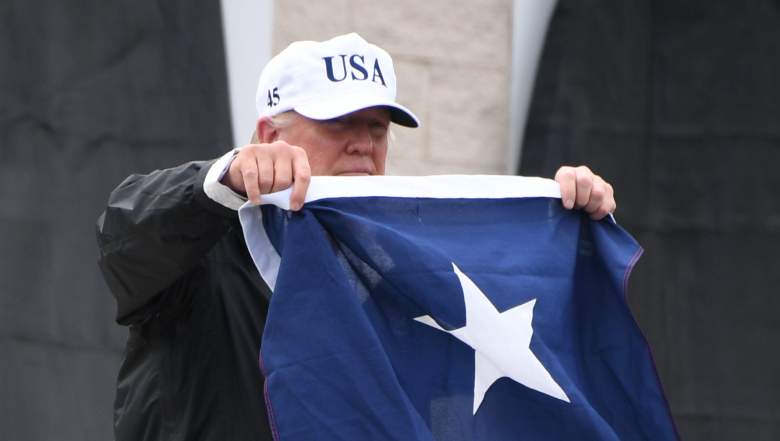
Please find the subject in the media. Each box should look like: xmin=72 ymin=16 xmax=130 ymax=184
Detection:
xmin=225 ymin=141 xmax=311 ymax=210
xmin=554 ymin=167 xmax=577 ymax=209
xmin=555 ymin=165 xmax=617 ymax=220
xmin=589 ymin=181 xmax=616 ymax=220
xmin=257 ymin=156 xmax=275 ymax=195
xmin=582 ymin=175 xmax=604 ymax=214
xmin=289 ymin=147 xmax=311 ymax=211
xmin=241 ymin=162 xmax=261 ymax=205
xmin=573 ymin=166 xmax=594 ymax=209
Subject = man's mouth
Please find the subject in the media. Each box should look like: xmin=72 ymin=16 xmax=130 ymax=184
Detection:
xmin=337 ymin=167 xmax=373 ymax=176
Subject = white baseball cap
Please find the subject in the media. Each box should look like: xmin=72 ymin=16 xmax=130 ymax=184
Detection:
xmin=255 ymin=33 xmax=420 ymax=128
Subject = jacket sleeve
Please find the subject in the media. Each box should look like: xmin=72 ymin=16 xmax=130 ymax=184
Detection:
xmin=96 ymin=159 xmax=237 ymax=325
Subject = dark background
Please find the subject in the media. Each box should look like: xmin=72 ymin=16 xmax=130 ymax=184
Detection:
xmin=521 ymin=1 xmax=780 ymax=440
xmin=0 ymin=1 xmax=231 ymax=439
xmin=1 ymin=1 xmax=778 ymax=440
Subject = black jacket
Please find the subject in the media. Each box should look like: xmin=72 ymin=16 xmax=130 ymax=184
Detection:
xmin=96 ymin=159 xmax=274 ymax=441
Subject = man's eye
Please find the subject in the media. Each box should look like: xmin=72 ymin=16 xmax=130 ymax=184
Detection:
xmin=371 ymin=125 xmax=388 ymax=137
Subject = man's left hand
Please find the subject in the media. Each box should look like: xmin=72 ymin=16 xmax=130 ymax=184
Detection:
xmin=554 ymin=166 xmax=616 ymax=220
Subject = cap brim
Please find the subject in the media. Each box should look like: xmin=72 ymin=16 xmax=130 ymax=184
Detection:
xmin=295 ymin=97 xmax=420 ymax=128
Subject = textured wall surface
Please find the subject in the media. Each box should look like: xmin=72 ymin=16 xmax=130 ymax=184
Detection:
xmin=272 ymin=0 xmax=514 ymax=175
xmin=0 ymin=1 xmax=232 ymax=439
xmin=521 ymin=1 xmax=780 ymax=439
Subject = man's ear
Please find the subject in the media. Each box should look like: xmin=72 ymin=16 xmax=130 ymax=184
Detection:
xmin=255 ymin=116 xmax=279 ymax=144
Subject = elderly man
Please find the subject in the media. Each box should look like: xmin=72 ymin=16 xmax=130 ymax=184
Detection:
xmin=97 ymin=33 xmax=615 ymax=441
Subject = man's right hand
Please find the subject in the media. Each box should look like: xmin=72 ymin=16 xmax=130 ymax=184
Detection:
xmin=221 ymin=141 xmax=311 ymax=211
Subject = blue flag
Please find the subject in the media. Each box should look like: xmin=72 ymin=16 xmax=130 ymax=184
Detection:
xmin=239 ymin=176 xmax=678 ymax=441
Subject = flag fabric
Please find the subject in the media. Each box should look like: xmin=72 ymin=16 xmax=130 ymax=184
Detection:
xmin=238 ymin=175 xmax=678 ymax=441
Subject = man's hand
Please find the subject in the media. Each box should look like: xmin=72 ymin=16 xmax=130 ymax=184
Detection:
xmin=554 ymin=166 xmax=616 ymax=220
xmin=221 ymin=141 xmax=311 ymax=211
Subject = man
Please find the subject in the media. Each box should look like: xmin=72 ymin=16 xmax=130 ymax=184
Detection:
xmin=97 ymin=33 xmax=615 ymax=441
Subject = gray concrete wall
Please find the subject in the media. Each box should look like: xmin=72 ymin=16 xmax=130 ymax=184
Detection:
xmin=272 ymin=0 xmax=513 ymax=175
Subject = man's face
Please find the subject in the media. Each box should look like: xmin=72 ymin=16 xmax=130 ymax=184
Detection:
xmin=276 ymin=107 xmax=391 ymax=176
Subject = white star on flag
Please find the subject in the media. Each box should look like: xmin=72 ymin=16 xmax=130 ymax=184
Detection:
xmin=415 ymin=263 xmax=570 ymax=414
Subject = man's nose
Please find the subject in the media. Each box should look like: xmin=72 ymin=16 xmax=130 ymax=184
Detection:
xmin=345 ymin=125 xmax=374 ymax=154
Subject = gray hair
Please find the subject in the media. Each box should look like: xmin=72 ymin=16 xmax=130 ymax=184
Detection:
xmin=249 ymin=111 xmax=296 ymax=144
